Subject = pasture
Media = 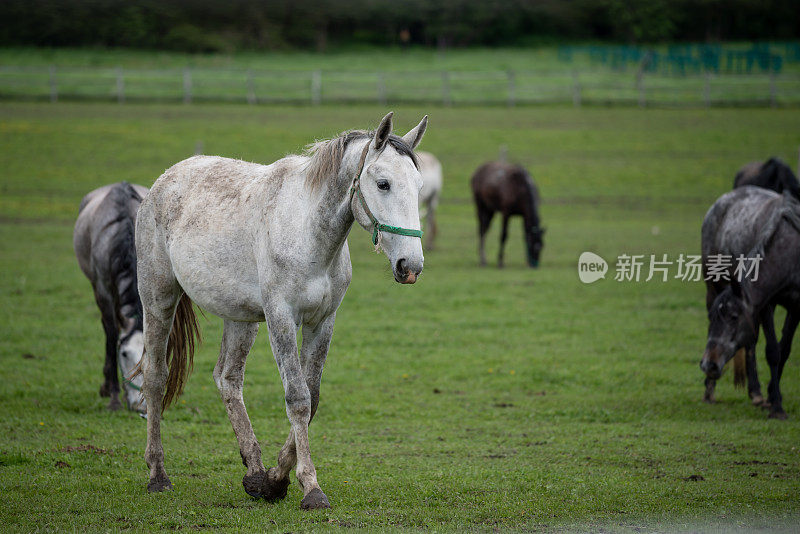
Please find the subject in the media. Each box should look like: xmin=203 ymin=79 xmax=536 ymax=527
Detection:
xmin=1 ymin=102 xmax=800 ymax=531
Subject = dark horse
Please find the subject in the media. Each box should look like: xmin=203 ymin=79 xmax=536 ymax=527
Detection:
xmin=471 ymin=161 xmax=544 ymax=268
xmin=734 ymin=157 xmax=800 ymax=200
xmin=701 ymin=187 xmax=800 ymax=419
xmin=702 ymin=158 xmax=800 ymax=403
xmin=74 ymin=182 xmax=148 ymax=412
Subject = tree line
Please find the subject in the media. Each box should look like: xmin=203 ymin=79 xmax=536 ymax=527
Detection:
xmin=1 ymin=0 xmax=797 ymax=52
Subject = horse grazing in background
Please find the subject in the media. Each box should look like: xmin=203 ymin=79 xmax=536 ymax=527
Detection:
xmin=417 ymin=151 xmax=442 ymax=250
xmin=701 ymin=187 xmax=800 ymax=419
xmin=74 ymin=182 xmax=148 ymax=412
xmin=734 ymin=157 xmax=800 ymax=200
xmin=135 ymin=112 xmax=427 ymax=510
xmin=471 ymin=161 xmax=544 ymax=268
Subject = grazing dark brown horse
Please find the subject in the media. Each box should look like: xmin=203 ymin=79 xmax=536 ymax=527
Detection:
xmin=471 ymin=161 xmax=544 ymax=268
xmin=74 ymin=182 xmax=148 ymax=412
xmin=734 ymin=157 xmax=800 ymax=200
xmin=701 ymin=187 xmax=800 ymax=419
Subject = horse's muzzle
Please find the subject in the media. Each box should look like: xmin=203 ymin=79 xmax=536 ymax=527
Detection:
xmin=394 ymin=258 xmax=422 ymax=284
xmin=700 ymin=348 xmax=723 ymax=379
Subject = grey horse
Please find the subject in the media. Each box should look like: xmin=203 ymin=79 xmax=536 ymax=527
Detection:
xmin=74 ymin=182 xmax=148 ymax=412
xmin=135 ymin=112 xmax=427 ymax=509
xmin=701 ymin=186 xmax=800 ymax=417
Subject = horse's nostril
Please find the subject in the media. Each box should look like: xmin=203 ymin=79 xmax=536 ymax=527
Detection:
xmin=396 ymin=258 xmax=408 ymax=274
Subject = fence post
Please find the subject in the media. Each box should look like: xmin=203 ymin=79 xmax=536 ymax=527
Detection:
xmin=703 ymin=71 xmax=710 ymax=108
xmin=507 ymin=70 xmax=515 ymax=107
xmin=769 ymin=71 xmax=777 ymax=108
xmin=572 ymin=69 xmax=581 ymax=107
xmin=246 ymin=70 xmax=256 ymax=105
xmin=183 ymin=68 xmax=192 ymax=104
xmin=311 ymin=70 xmax=321 ymax=105
xmin=116 ymin=67 xmax=125 ymax=104
xmin=636 ymin=70 xmax=646 ymax=107
xmin=442 ymin=71 xmax=451 ymax=106
xmin=377 ymin=72 xmax=387 ymax=106
xmin=49 ymin=65 xmax=57 ymax=103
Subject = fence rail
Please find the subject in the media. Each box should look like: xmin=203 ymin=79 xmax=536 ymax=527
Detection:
xmin=0 ymin=66 xmax=798 ymax=107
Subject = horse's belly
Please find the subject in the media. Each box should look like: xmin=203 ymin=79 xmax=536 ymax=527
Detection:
xmin=169 ymin=240 xmax=265 ymax=322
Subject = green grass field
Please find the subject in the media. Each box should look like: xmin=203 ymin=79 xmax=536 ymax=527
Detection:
xmin=1 ymin=102 xmax=800 ymax=532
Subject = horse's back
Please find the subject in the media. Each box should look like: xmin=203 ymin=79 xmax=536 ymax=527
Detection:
xmin=143 ymin=156 xmax=293 ymax=234
xmin=472 ymin=161 xmax=536 ymax=213
xmin=74 ymin=182 xmax=148 ymax=281
xmin=702 ymin=186 xmax=781 ymax=260
xmin=734 ymin=158 xmax=800 ymax=200
xmin=733 ymin=161 xmax=762 ymax=189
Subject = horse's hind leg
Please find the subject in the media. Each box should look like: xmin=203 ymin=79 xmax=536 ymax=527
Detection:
xmin=212 ymin=320 xmax=279 ymax=499
xmin=136 ymin=209 xmax=182 ymax=492
xmin=141 ymin=299 xmax=179 ymax=491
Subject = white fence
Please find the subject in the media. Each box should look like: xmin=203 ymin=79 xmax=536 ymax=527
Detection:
xmin=0 ymin=66 xmax=798 ymax=107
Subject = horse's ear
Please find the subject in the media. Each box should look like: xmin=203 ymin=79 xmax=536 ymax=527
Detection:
xmin=373 ymin=111 xmax=394 ymax=151
xmin=402 ymin=115 xmax=428 ymax=150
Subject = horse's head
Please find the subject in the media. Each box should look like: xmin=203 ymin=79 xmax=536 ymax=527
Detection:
xmin=700 ymin=281 xmax=755 ymax=380
xmin=352 ymin=112 xmax=428 ymax=284
xmin=119 ymin=328 xmax=146 ymax=412
xmin=526 ymin=226 xmax=545 ymax=268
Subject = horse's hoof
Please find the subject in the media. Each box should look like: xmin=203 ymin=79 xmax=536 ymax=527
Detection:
xmin=107 ymin=396 xmax=122 ymax=411
xmin=300 ymin=488 xmax=331 ymax=510
xmin=751 ymin=394 xmax=766 ymax=406
xmin=243 ymin=471 xmax=267 ymax=498
xmin=768 ymin=409 xmax=788 ymax=420
xmin=261 ymin=467 xmax=290 ymax=502
xmin=147 ymin=474 xmax=173 ymax=493
xmin=703 ymin=394 xmax=715 ymax=404
xmin=99 ymin=384 xmax=110 ymax=397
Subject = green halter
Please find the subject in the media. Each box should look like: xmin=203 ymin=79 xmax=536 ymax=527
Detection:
xmin=123 ymin=377 xmax=141 ymax=392
xmin=349 ymin=141 xmax=423 ymax=246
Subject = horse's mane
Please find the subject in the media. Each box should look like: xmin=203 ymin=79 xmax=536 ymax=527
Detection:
xmin=106 ymin=182 xmax=144 ymax=330
xmin=303 ymin=130 xmax=419 ymax=192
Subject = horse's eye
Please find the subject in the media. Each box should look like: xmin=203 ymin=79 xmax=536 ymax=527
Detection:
xmin=377 ymin=179 xmax=390 ymax=191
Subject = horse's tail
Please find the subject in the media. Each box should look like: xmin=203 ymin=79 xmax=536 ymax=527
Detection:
xmin=130 ymin=293 xmax=201 ymax=412
xmin=162 ymin=294 xmax=201 ymax=411
xmin=733 ymin=348 xmax=746 ymax=389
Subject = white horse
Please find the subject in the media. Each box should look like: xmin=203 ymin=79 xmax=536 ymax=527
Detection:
xmin=416 ymin=151 xmax=442 ymax=250
xmin=135 ymin=112 xmax=427 ymax=510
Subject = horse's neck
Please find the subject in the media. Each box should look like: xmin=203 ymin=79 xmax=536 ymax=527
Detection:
xmin=304 ymin=140 xmax=366 ymax=263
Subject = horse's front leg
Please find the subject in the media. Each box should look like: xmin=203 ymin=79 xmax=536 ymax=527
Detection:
xmin=762 ymin=311 xmax=787 ymax=419
xmin=95 ymin=288 xmax=122 ymax=409
xmin=266 ymin=310 xmax=332 ymax=510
